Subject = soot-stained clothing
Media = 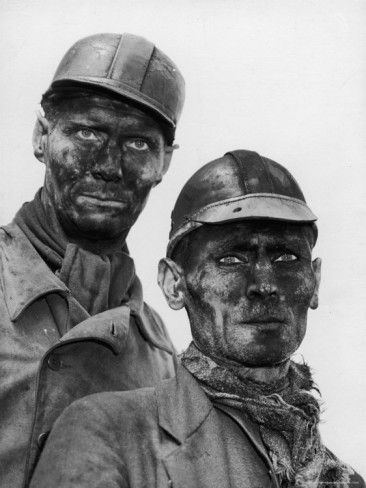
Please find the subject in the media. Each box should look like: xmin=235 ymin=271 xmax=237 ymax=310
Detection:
xmin=30 ymin=364 xmax=281 ymax=488
xmin=30 ymin=363 xmax=365 ymax=488
xmin=14 ymin=188 xmax=137 ymax=317
xmin=181 ymin=342 xmax=364 ymax=488
xmin=0 ymin=195 xmax=175 ymax=488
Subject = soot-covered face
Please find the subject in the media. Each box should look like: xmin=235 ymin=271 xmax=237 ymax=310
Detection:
xmin=177 ymin=221 xmax=320 ymax=367
xmin=36 ymin=95 xmax=168 ymax=240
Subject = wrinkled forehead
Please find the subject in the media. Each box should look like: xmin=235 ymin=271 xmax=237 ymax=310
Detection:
xmin=188 ymin=220 xmax=315 ymax=252
xmin=55 ymin=94 xmax=161 ymax=124
xmin=44 ymin=90 xmax=164 ymax=135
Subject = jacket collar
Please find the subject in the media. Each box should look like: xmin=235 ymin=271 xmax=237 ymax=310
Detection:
xmin=0 ymin=222 xmax=174 ymax=354
xmin=0 ymin=222 xmax=68 ymax=321
xmin=56 ymin=305 xmax=131 ymax=355
xmin=156 ymin=364 xmax=276 ymax=488
xmin=156 ymin=363 xmax=213 ymax=444
xmin=156 ymin=364 xmax=235 ymax=488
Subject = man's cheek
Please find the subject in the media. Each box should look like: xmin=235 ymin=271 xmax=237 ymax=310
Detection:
xmin=126 ymin=157 xmax=163 ymax=185
xmin=279 ymin=269 xmax=315 ymax=304
xmin=188 ymin=266 xmax=216 ymax=299
xmin=292 ymin=275 xmax=316 ymax=305
xmin=198 ymin=272 xmax=243 ymax=308
xmin=225 ymin=280 xmax=247 ymax=307
xmin=127 ymin=184 xmax=152 ymax=217
xmin=48 ymin=149 xmax=84 ymax=183
xmin=45 ymin=162 xmax=82 ymax=214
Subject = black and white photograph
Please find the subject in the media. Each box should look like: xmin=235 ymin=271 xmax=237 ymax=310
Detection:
xmin=0 ymin=1 xmax=365 ymax=486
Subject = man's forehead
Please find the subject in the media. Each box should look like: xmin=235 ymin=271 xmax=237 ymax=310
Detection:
xmin=49 ymin=94 xmax=165 ymax=138
xmin=58 ymin=94 xmax=156 ymax=120
xmin=193 ymin=221 xmax=311 ymax=249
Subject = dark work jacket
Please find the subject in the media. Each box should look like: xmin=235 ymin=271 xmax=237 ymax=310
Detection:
xmin=30 ymin=365 xmax=365 ymax=488
xmin=30 ymin=365 xmax=279 ymax=488
xmin=0 ymin=222 xmax=175 ymax=488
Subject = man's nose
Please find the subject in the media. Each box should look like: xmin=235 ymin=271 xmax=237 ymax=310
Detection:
xmin=246 ymin=262 xmax=279 ymax=300
xmin=91 ymin=145 xmax=123 ymax=182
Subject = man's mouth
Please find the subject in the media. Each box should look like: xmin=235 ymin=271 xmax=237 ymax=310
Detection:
xmin=75 ymin=193 xmax=127 ymax=208
xmin=242 ymin=316 xmax=286 ymax=325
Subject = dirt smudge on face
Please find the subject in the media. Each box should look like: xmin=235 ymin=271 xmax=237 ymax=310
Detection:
xmin=41 ymin=95 xmax=166 ymax=241
xmin=177 ymin=220 xmax=318 ymax=367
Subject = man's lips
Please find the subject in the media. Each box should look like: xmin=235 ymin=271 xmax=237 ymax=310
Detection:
xmin=75 ymin=193 xmax=127 ymax=208
xmin=241 ymin=317 xmax=286 ymax=325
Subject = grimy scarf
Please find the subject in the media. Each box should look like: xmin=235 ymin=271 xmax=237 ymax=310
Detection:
xmin=181 ymin=342 xmax=354 ymax=488
xmin=14 ymin=189 xmax=139 ymax=317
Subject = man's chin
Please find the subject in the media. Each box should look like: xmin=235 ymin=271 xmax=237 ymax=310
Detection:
xmin=225 ymin=344 xmax=295 ymax=368
xmin=68 ymin=214 xmax=132 ymax=241
xmin=248 ymin=348 xmax=296 ymax=367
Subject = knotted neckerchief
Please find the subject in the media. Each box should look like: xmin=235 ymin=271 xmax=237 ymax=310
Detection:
xmin=181 ymin=342 xmax=353 ymax=488
xmin=14 ymin=189 xmax=140 ymax=317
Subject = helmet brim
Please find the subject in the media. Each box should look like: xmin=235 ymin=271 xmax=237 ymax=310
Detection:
xmin=51 ymin=77 xmax=176 ymax=128
xmin=167 ymin=193 xmax=317 ymax=257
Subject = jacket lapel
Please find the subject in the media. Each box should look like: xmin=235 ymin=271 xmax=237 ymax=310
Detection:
xmin=0 ymin=223 xmax=68 ymax=320
xmin=156 ymin=365 xmax=232 ymax=488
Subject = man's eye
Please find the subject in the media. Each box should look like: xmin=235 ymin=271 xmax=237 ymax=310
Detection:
xmin=274 ymin=254 xmax=298 ymax=262
xmin=219 ymin=256 xmax=244 ymax=265
xmin=76 ymin=129 xmax=98 ymax=141
xmin=125 ymin=139 xmax=149 ymax=151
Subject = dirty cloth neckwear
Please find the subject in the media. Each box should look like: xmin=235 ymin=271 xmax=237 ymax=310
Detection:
xmin=14 ymin=189 xmax=135 ymax=316
xmin=181 ymin=342 xmax=353 ymax=488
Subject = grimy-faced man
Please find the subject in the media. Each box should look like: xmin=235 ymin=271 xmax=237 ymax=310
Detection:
xmin=30 ymin=150 xmax=364 ymax=488
xmin=0 ymin=33 xmax=184 ymax=487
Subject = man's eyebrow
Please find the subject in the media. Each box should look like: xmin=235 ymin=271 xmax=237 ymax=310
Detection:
xmin=63 ymin=118 xmax=160 ymax=134
xmin=266 ymin=244 xmax=301 ymax=254
xmin=266 ymin=238 xmax=312 ymax=256
xmin=62 ymin=116 xmax=105 ymax=126
xmin=211 ymin=238 xmax=252 ymax=252
xmin=211 ymin=235 xmax=307 ymax=252
xmin=265 ymin=237 xmax=306 ymax=249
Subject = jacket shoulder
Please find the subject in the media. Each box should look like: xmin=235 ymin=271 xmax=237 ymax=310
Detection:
xmin=30 ymin=387 xmax=161 ymax=488
xmin=142 ymin=302 xmax=176 ymax=350
xmin=0 ymin=222 xmax=29 ymax=260
xmin=0 ymin=221 xmax=22 ymax=238
xmin=56 ymin=386 xmax=159 ymax=435
xmin=139 ymin=301 xmax=176 ymax=353
xmin=0 ymin=222 xmax=18 ymax=248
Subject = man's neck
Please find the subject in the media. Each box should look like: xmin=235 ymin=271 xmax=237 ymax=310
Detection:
xmin=66 ymin=233 xmax=128 ymax=255
xmin=210 ymin=352 xmax=291 ymax=385
xmin=227 ymin=360 xmax=290 ymax=385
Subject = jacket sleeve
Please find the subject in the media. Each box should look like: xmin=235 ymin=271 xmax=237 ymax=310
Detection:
xmin=29 ymin=396 xmax=129 ymax=488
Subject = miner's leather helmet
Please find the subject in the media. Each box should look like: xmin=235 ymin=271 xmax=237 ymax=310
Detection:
xmin=167 ymin=149 xmax=317 ymax=257
xmin=44 ymin=33 xmax=185 ymax=132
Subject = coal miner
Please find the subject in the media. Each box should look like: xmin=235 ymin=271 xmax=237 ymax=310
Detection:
xmin=0 ymin=33 xmax=184 ymax=487
xmin=30 ymin=150 xmax=364 ymax=487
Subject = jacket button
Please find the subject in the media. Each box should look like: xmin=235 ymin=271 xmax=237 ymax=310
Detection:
xmin=37 ymin=432 xmax=49 ymax=448
xmin=47 ymin=354 xmax=62 ymax=371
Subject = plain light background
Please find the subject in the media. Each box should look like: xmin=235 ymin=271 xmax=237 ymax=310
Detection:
xmin=0 ymin=0 xmax=365 ymax=475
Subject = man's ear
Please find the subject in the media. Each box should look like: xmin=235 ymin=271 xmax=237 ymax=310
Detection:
xmin=310 ymin=257 xmax=322 ymax=310
xmin=158 ymin=257 xmax=186 ymax=310
xmin=32 ymin=111 xmax=50 ymax=163
xmin=162 ymin=144 xmax=179 ymax=176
